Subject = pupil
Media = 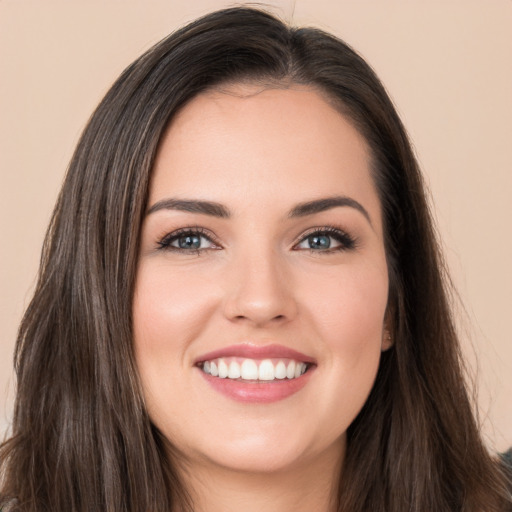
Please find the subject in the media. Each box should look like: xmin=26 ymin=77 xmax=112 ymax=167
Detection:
xmin=179 ymin=235 xmax=200 ymax=249
xmin=309 ymin=234 xmax=330 ymax=249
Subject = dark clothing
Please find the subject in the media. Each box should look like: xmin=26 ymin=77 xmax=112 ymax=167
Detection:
xmin=502 ymin=447 xmax=512 ymax=469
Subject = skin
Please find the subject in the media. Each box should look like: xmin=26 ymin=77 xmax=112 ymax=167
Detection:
xmin=133 ymin=84 xmax=391 ymax=512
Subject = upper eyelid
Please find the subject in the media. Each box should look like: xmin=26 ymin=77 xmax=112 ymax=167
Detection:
xmin=298 ymin=225 xmax=347 ymax=235
xmin=161 ymin=226 xmax=216 ymax=239
xmin=158 ymin=227 xmax=221 ymax=248
xmin=294 ymin=225 xmax=353 ymax=241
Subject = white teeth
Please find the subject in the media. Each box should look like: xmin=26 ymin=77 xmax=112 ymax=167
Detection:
xmin=218 ymin=359 xmax=228 ymax=378
xmin=240 ymin=359 xmax=258 ymax=380
xmin=258 ymin=359 xmax=275 ymax=380
xmin=286 ymin=361 xmax=296 ymax=379
xmin=201 ymin=357 xmax=310 ymax=381
xmin=228 ymin=361 xmax=241 ymax=379
xmin=275 ymin=361 xmax=287 ymax=379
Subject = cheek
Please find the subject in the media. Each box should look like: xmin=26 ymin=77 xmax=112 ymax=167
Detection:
xmin=299 ymin=263 xmax=388 ymax=413
xmin=132 ymin=263 xmax=216 ymax=413
xmin=302 ymin=262 xmax=388 ymax=343
xmin=132 ymin=261 xmax=217 ymax=356
xmin=132 ymin=262 xmax=220 ymax=428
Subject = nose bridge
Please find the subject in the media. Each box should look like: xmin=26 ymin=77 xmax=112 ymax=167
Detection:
xmin=223 ymin=237 xmax=296 ymax=325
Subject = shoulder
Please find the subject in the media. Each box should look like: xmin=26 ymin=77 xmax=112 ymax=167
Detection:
xmin=501 ymin=448 xmax=512 ymax=498
xmin=501 ymin=448 xmax=512 ymax=469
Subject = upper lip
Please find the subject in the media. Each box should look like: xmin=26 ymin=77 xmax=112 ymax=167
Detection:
xmin=194 ymin=343 xmax=316 ymax=365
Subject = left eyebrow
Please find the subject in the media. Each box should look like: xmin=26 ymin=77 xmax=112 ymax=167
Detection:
xmin=146 ymin=198 xmax=231 ymax=218
xmin=288 ymin=196 xmax=372 ymax=226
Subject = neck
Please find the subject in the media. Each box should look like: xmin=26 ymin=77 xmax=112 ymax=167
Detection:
xmin=176 ymin=440 xmax=344 ymax=512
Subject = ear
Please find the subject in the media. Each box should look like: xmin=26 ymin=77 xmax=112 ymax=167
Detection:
xmin=381 ymin=301 xmax=395 ymax=351
xmin=381 ymin=328 xmax=393 ymax=351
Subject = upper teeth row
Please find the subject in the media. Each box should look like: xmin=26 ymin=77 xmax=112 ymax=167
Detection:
xmin=202 ymin=358 xmax=308 ymax=381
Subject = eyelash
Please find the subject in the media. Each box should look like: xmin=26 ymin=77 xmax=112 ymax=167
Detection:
xmin=156 ymin=226 xmax=357 ymax=255
xmin=157 ymin=227 xmax=220 ymax=255
xmin=294 ymin=226 xmax=357 ymax=253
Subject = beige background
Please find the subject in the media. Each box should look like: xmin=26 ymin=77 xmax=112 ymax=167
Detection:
xmin=1 ymin=1 xmax=511 ymax=451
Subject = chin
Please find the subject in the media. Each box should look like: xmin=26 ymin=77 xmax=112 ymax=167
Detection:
xmin=200 ymin=442 xmax=312 ymax=474
xmin=176 ymin=423 xmax=340 ymax=476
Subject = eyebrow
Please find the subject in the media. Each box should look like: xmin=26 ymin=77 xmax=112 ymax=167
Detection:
xmin=147 ymin=198 xmax=230 ymax=218
xmin=146 ymin=195 xmax=371 ymax=225
xmin=288 ymin=196 xmax=372 ymax=225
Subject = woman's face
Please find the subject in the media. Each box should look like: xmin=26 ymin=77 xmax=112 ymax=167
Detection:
xmin=133 ymin=85 xmax=390 ymax=476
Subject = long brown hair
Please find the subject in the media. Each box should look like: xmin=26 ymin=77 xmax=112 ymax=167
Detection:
xmin=1 ymin=7 xmax=510 ymax=512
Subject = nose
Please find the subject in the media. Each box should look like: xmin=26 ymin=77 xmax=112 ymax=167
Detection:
xmin=222 ymin=247 xmax=298 ymax=327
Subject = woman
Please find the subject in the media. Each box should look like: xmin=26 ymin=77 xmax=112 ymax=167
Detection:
xmin=0 ymin=6 xmax=510 ymax=512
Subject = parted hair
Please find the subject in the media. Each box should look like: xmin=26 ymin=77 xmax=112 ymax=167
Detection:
xmin=1 ymin=7 xmax=510 ymax=512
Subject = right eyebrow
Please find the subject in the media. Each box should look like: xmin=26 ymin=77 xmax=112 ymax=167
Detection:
xmin=288 ymin=195 xmax=372 ymax=226
xmin=146 ymin=198 xmax=231 ymax=218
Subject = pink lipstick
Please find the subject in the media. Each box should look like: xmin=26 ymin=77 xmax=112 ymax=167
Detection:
xmin=195 ymin=343 xmax=316 ymax=403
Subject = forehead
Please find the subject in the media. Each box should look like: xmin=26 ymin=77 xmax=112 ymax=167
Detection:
xmin=150 ymin=84 xmax=381 ymax=224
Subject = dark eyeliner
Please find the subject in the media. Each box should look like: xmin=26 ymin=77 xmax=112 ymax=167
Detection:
xmin=295 ymin=226 xmax=358 ymax=252
xmin=156 ymin=227 xmax=219 ymax=253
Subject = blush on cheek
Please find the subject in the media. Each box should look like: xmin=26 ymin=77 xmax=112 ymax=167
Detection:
xmin=315 ymin=287 xmax=387 ymax=337
xmin=134 ymin=266 xmax=216 ymax=347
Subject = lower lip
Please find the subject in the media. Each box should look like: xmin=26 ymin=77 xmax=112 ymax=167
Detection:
xmin=198 ymin=367 xmax=315 ymax=403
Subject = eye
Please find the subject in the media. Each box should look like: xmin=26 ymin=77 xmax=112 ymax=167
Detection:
xmin=294 ymin=227 xmax=356 ymax=252
xmin=157 ymin=228 xmax=220 ymax=253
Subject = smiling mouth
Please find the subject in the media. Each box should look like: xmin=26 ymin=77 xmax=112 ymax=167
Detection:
xmin=198 ymin=357 xmax=311 ymax=382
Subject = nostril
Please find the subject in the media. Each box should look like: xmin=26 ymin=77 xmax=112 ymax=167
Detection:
xmin=223 ymin=281 xmax=298 ymax=325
